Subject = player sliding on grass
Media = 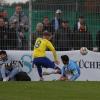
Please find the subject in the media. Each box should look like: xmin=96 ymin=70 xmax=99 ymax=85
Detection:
xmin=60 ymin=55 xmax=80 ymax=81
xmin=32 ymin=31 xmax=61 ymax=81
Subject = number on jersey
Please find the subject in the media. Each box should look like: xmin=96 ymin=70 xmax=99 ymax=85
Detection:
xmin=34 ymin=40 xmax=41 ymax=48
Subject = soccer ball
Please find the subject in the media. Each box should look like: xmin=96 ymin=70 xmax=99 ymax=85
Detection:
xmin=80 ymin=47 xmax=88 ymax=55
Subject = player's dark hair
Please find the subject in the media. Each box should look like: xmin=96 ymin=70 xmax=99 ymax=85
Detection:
xmin=44 ymin=16 xmax=48 ymax=19
xmin=62 ymin=20 xmax=69 ymax=23
xmin=0 ymin=50 xmax=7 ymax=55
xmin=0 ymin=50 xmax=7 ymax=61
xmin=16 ymin=4 xmax=21 ymax=7
xmin=79 ymin=16 xmax=84 ymax=19
xmin=0 ymin=17 xmax=4 ymax=20
xmin=61 ymin=55 xmax=69 ymax=64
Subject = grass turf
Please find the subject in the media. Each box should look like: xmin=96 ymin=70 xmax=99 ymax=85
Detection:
xmin=0 ymin=81 xmax=100 ymax=100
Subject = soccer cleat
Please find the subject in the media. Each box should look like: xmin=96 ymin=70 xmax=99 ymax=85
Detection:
xmin=43 ymin=72 xmax=51 ymax=75
xmin=40 ymin=77 xmax=44 ymax=81
xmin=43 ymin=69 xmax=61 ymax=75
xmin=54 ymin=67 xmax=61 ymax=74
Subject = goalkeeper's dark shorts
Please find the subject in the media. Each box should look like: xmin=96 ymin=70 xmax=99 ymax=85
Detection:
xmin=15 ymin=72 xmax=31 ymax=81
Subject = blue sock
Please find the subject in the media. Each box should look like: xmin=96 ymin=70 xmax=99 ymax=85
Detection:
xmin=37 ymin=67 xmax=42 ymax=78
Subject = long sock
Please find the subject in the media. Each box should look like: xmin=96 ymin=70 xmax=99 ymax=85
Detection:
xmin=37 ymin=67 xmax=42 ymax=78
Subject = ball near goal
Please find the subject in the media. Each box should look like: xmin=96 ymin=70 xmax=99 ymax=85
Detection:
xmin=80 ymin=47 xmax=88 ymax=55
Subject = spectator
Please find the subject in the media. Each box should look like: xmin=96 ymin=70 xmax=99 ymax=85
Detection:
xmin=71 ymin=32 xmax=93 ymax=50
xmin=0 ymin=6 xmax=4 ymax=17
xmin=32 ymin=23 xmax=43 ymax=45
xmin=43 ymin=16 xmax=54 ymax=34
xmin=74 ymin=16 xmax=88 ymax=33
xmin=0 ymin=8 xmax=9 ymax=27
xmin=51 ymin=9 xmax=62 ymax=32
xmin=59 ymin=20 xmax=72 ymax=33
xmin=96 ymin=31 xmax=100 ymax=52
xmin=2 ymin=9 xmax=9 ymax=26
xmin=9 ymin=4 xmax=29 ymax=50
xmin=72 ymin=16 xmax=93 ymax=50
xmin=54 ymin=21 xmax=72 ymax=51
xmin=0 ymin=17 xmax=17 ymax=50
xmin=35 ymin=22 xmax=43 ymax=37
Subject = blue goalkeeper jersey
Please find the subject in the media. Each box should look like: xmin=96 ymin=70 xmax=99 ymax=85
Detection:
xmin=61 ymin=60 xmax=80 ymax=80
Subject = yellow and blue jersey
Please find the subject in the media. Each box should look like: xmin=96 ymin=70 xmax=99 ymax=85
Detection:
xmin=33 ymin=38 xmax=56 ymax=59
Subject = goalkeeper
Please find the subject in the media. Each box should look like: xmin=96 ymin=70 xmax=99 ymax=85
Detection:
xmin=32 ymin=31 xmax=61 ymax=81
xmin=60 ymin=55 xmax=80 ymax=81
xmin=0 ymin=50 xmax=31 ymax=81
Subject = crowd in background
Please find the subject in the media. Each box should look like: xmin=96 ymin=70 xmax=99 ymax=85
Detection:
xmin=32 ymin=9 xmax=100 ymax=52
xmin=0 ymin=4 xmax=100 ymax=52
xmin=0 ymin=4 xmax=29 ymax=50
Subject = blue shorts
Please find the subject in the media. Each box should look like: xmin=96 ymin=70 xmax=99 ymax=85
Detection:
xmin=33 ymin=57 xmax=55 ymax=69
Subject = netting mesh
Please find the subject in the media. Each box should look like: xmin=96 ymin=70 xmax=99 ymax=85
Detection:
xmin=0 ymin=0 xmax=100 ymax=51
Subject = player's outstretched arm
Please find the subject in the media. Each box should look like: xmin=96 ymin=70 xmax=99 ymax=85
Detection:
xmin=69 ymin=70 xmax=80 ymax=81
xmin=52 ymin=50 xmax=59 ymax=65
xmin=59 ymin=66 xmax=68 ymax=81
xmin=46 ymin=40 xmax=59 ymax=64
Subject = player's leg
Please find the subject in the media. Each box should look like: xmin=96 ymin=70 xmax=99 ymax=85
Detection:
xmin=8 ymin=67 xmax=19 ymax=80
xmin=33 ymin=57 xmax=61 ymax=80
xmin=33 ymin=58 xmax=44 ymax=80
xmin=0 ymin=66 xmax=9 ymax=81
xmin=0 ymin=72 xmax=3 ymax=81
xmin=36 ymin=66 xmax=44 ymax=81
xmin=39 ymin=57 xmax=61 ymax=74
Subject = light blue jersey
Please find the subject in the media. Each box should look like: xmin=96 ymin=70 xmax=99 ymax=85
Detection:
xmin=0 ymin=56 xmax=21 ymax=81
xmin=61 ymin=60 xmax=80 ymax=81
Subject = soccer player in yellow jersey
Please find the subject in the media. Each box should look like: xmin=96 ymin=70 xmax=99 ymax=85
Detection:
xmin=32 ymin=31 xmax=61 ymax=80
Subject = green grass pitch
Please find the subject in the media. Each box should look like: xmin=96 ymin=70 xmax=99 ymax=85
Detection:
xmin=0 ymin=81 xmax=100 ymax=100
